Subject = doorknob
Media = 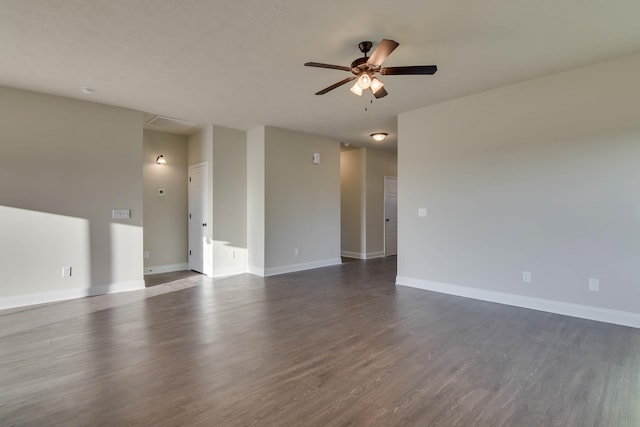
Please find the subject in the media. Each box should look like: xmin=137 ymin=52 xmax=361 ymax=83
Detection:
xmin=385 ymin=219 xmax=390 ymax=222
xmin=202 ymin=223 xmax=207 ymax=227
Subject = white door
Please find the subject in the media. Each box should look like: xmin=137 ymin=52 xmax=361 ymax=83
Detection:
xmin=384 ymin=177 xmax=398 ymax=256
xmin=188 ymin=163 xmax=208 ymax=273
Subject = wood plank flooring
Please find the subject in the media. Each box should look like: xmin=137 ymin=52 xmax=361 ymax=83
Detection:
xmin=2 ymin=257 xmax=640 ymax=426
xmin=144 ymin=270 xmax=201 ymax=288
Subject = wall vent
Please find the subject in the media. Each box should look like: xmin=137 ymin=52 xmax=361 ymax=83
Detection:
xmin=145 ymin=115 xmax=197 ymax=131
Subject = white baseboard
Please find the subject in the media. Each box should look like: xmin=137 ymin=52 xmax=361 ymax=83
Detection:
xmin=260 ymin=258 xmax=342 ymax=277
xmin=144 ymin=263 xmax=189 ymax=275
xmin=247 ymin=265 xmax=265 ymax=276
xmin=341 ymin=251 xmax=386 ymax=260
xmin=396 ymin=276 xmax=640 ymax=329
xmin=212 ymin=265 xmax=247 ymax=278
xmin=0 ymin=280 xmax=146 ymax=310
xmin=365 ymin=251 xmax=386 ymax=259
xmin=341 ymin=251 xmax=363 ymax=259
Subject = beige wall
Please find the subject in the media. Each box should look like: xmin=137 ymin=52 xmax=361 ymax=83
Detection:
xmin=247 ymin=127 xmax=266 ymax=273
xmin=248 ymin=126 xmax=341 ymax=275
xmin=211 ymin=125 xmax=247 ymax=276
xmin=143 ymin=130 xmax=188 ymax=272
xmin=340 ymin=148 xmax=365 ymax=256
xmin=397 ymin=53 xmax=640 ymax=324
xmin=365 ymin=149 xmax=397 ymax=255
xmin=188 ymin=125 xmax=248 ymax=277
xmin=264 ymin=127 xmax=341 ymax=273
xmin=340 ymin=147 xmax=397 ymax=258
xmin=0 ymin=86 xmax=144 ymax=308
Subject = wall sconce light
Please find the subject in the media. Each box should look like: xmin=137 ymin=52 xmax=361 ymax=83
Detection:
xmin=156 ymin=155 xmax=167 ymax=164
xmin=370 ymin=132 xmax=388 ymax=142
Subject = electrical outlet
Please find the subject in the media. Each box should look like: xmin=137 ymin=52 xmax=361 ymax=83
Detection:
xmin=588 ymin=278 xmax=599 ymax=292
xmin=294 ymin=248 xmax=300 ymax=256
xmin=144 ymin=251 xmax=150 ymax=259
xmin=112 ymin=209 xmax=130 ymax=219
xmin=522 ymin=271 xmax=532 ymax=283
xmin=229 ymin=249 xmax=236 ymax=259
xmin=62 ymin=266 xmax=72 ymax=277
xmin=418 ymin=208 xmax=427 ymax=217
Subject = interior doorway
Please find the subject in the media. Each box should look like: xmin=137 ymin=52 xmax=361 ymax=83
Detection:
xmin=384 ymin=176 xmax=398 ymax=256
xmin=188 ymin=162 xmax=208 ymax=273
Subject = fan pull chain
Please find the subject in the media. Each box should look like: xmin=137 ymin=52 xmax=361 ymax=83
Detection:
xmin=365 ymin=97 xmax=373 ymax=112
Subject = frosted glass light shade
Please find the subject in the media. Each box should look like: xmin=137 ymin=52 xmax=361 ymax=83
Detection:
xmin=350 ymin=82 xmax=363 ymax=96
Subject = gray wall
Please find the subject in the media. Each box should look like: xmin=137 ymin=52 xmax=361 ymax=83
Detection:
xmin=211 ymin=125 xmax=247 ymax=275
xmin=247 ymin=126 xmax=266 ymax=273
xmin=0 ymin=86 xmax=144 ymax=307
xmin=340 ymin=148 xmax=365 ymax=256
xmin=188 ymin=125 xmax=248 ymax=277
xmin=264 ymin=127 xmax=341 ymax=273
xmin=248 ymin=126 xmax=341 ymax=275
xmin=340 ymin=147 xmax=397 ymax=258
xmin=365 ymin=149 xmax=397 ymax=256
xmin=397 ymin=53 xmax=640 ymax=320
xmin=143 ymin=130 xmax=188 ymax=271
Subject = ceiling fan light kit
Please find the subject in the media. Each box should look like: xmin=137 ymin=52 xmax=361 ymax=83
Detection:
xmin=305 ymin=39 xmax=437 ymax=98
xmin=350 ymin=82 xmax=363 ymax=96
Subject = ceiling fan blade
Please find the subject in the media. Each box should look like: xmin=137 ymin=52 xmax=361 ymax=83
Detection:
xmin=372 ymin=87 xmax=388 ymax=99
xmin=380 ymin=65 xmax=438 ymax=75
xmin=304 ymin=62 xmax=352 ymax=72
xmin=315 ymin=76 xmax=356 ymax=95
xmin=366 ymin=39 xmax=399 ymax=66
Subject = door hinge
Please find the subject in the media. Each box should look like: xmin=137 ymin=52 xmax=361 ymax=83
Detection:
xmin=189 ymin=213 xmax=191 ymax=219
xmin=189 ymin=177 xmax=191 ymax=182
xmin=189 ymin=250 xmax=191 ymax=255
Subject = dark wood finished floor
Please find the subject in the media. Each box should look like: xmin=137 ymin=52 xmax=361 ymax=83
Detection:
xmin=144 ymin=269 xmax=201 ymax=287
xmin=2 ymin=257 xmax=640 ymax=426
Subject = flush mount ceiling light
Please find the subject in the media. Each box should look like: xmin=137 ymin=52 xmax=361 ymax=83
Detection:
xmin=80 ymin=86 xmax=96 ymax=95
xmin=370 ymin=133 xmax=388 ymax=142
xmin=156 ymin=155 xmax=167 ymax=164
xmin=305 ymin=39 xmax=437 ymax=98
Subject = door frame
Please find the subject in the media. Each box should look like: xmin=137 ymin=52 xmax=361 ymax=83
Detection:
xmin=383 ymin=176 xmax=398 ymax=256
xmin=188 ymin=162 xmax=209 ymax=274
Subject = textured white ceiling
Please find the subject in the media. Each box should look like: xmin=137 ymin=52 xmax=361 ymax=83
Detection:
xmin=2 ymin=0 xmax=640 ymax=151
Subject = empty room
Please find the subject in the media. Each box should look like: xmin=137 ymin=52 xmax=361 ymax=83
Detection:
xmin=1 ymin=1 xmax=640 ymax=426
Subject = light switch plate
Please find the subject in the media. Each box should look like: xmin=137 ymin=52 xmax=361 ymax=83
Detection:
xmin=112 ymin=209 xmax=130 ymax=219
xmin=588 ymin=278 xmax=599 ymax=292
xmin=418 ymin=208 xmax=427 ymax=217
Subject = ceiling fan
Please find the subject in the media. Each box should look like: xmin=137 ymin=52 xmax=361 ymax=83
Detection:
xmin=304 ymin=39 xmax=437 ymax=98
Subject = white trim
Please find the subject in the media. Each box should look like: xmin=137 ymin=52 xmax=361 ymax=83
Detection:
xmin=341 ymin=251 xmax=386 ymax=260
xmin=0 ymin=280 xmax=146 ymax=310
xmin=212 ymin=265 xmax=247 ymax=278
xmin=383 ymin=176 xmax=398 ymax=257
xmin=247 ymin=265 xmax=265 ymax=277
xmin=365 ymin=251 xmax=386 ymax=260
xmin=144 ymin=263 xmax=189 ymax=275
xmin=341 ymin=251 xmax=365 ymax=259
xmin=263 ymin=258 xmax=342 ymax=277
xmin=396 ymin=276 xmax=640 ymax=329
